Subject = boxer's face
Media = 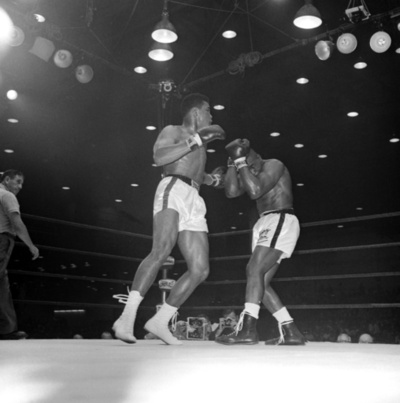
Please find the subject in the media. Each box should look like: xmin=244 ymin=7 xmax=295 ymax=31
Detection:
xmin=196 ymin=101 xmax=212 ymax=128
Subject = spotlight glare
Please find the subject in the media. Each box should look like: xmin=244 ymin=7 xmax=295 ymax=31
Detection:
xmin=213 ymin=105 xmax=225 ymax=110
xmin=134 ymin=66 xmax=147 ymax=74
xmin=347 ymin=111 xmax=359 ymax=117
xmin=7 ymin=90 xmax=18 ymax=100
xmin=296 ymin=77 xmax=309 ymax=84
xmin=222 ymin=30 xmax=237 ymax=39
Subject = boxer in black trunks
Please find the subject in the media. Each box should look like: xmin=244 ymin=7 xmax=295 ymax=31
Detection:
xmin=216 ymin=138 xmax=306 ymax=346
xmin=113 ymin=93 xmax=226 ymax=345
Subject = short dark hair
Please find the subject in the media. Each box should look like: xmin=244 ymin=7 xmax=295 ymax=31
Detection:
xmin=180 ymin=93 xmax=209 ymax=118
xmin=1 ymin=169 xmax=24 ymax=182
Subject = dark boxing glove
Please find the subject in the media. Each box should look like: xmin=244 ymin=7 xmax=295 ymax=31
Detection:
xmin=186 ymin=125 xmax=226 ymax=150
xmin=225 ymin=139 xmax=250 ymax=170
xmin=209 ymin=166 xmax=227 ymax=189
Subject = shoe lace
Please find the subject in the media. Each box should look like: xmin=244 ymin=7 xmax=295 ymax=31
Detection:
xmin=170 ymin=310 xmax=179 ymax=332
xmin=112 ymin=287 xmax=130 ymax=304
xmin=277 ymin=320 xmax=293 ymax=344
xmin=234 ymin=311 xmax=246 ymax=335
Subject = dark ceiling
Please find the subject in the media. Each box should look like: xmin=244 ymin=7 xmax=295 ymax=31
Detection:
xmin=1 ymin=0 xmax=399 ymax=235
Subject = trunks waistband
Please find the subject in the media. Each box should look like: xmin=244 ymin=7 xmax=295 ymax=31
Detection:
xmin=165 ymin=174 xmax=200 ymax=191
xmin=261 ymin=208 xmax=295 ymax=217
xmin=0 ymin=232 xmax=16 ymax=240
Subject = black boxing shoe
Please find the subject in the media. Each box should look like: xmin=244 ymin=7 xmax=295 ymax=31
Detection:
xmin=216 ymin=312 xmax=259 ymax=345
xmin=0 ymin=330 xmax=28 ymax=340
xmin=264 ymin=321 xmax=306 ymax=345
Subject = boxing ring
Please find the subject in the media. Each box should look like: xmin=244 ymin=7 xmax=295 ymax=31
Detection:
xmin=1 ymin=212 xmax=400 ymax=402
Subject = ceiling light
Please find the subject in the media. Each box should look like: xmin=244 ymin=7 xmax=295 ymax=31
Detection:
xmin=356 ymin=207 xmax=363 ymax=211
xmin=54 ymin=49 xmax=73 ymax=68
xmin=354 ymin=58 xmax=367 ymax=69
xmin=347 ymin=111 xmax=359 ymax=117
xmin=131 ymin=183 xmax=139 ymax=187
xmin=34 ymin=14 xmax=46 ymax=23
xmin=370 ymin=31 xmax=391 ymax=53
xmin=115 ymin=199 xmax=122 ymax=203
xmin=4 ymin=149 xmax=14 ymax=153
xmin=146 ymin=125 xmax=157 ymax=131
xmin=7 ymin=118 xmax=18 ymax=123
xmin=296 ymin=77 xmax=309 ymax=84
xmin=213 ymin=105 xmax=225 ymax=110
xmin=62 ymin=187 xmax=70 ymax=190
xmin=389 ymin=136 xmax=399 ymax=143
xmin=222 ymin=30 xmax=237 ymax=39
xmin=270 ymin=132 xmax=280 ymax=137
xmin=337 ymin=33 xmax=357 ymax=54
xmin=6 ymin=25 xmax=25 ymax=47
xmin=294 ymin=144 xmax=304 ymax=148
xmin=151 ymin=0 xmax=177 ymax=44
xmin=293 ymin=1 xmax=322 ymax=29
xmin=134 ymin=66 xmax=147 ymax=74
xmin=6 ymin=90 xmax=18 ymax=100
xmin=315 ymin=40 xmax=334 ymax=61
xmin=207 ymin=149 xmax=216 ymax=153
xmin=318 ymin=154 xmax=327 ymax=158
xmin=75 ymin=65 xmax=94 ymax=84
xmin=297 ymin=183 xmax=305 ymax=187
xmin=337 ymin=225 xmax=344 ymax=228
xmin=148 ymin=42 xmax=174 ymax=61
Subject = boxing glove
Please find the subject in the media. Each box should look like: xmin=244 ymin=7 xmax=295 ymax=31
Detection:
xmin=225 ymin=139 xmax=250 ymax=170
xmin=187 ymin=125 xmax=226 ymax=150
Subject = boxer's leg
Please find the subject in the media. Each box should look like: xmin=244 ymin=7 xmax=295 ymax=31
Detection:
xmin=113 ymin=209 xmax=179 ymax=344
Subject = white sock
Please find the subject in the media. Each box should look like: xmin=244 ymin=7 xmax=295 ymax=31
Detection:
xmin=273 ymin=307 xmax=293 ymax=324
xmin=244 ymin=302 xmax=260 ymax=319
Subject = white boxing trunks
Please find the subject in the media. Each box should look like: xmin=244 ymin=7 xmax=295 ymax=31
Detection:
xmin=252 ymin=209 xmax=300 ymax=262
xmin=153 ymin=175 xmax=208 ymax=233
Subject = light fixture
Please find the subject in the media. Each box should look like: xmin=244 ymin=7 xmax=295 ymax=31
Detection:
xmin=151 ymin=0 xmax=177 ymax=44
xmin=353 ymin=56 xmax=367 ymax=69
xmin=315 ymin=40 xmax=334 ymax=61
xmin=296 ymin=77 xmax=309 ymax=84
xmin=29 ymin=36 xmax=55 ymax=62
xmin=6 ymin=90 xmax=18 ymax=100
xmin=222 ymin=30 xmax=237 ymax=39
xmin=213 ymin=105 xmax=225 ymax=110
xmin=54 ymin=49 xmax=73 ymax=68
xmin=347 ymin=111 xmax=359 ymax=117
xmin=148 ymin=41 xmax=174 ymax=61
xmin=337 ymin=33 xmax=357 ymax=54
xmin=370 ymin=31 xmax=391 ymax=53
xmin=270 ymin=132 xmax=280 ymax=137
xmin=293 ymin=0 xmax=322 ymax=29
xmin=6 ymin=25 xmax=25 ymax=47
xmin=134 ymin=66 xmax=147 ymax=74
xmin=75 ymin=65 xmax=94 ymax=83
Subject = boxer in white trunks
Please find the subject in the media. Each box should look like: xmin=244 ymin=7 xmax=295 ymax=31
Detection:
xmin=112 ymin=93 xmax=226 ymax=345
xmin=216 ymin=138 xmax=306 ymax=346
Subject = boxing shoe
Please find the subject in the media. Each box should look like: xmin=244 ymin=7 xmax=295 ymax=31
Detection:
xmin=144 ymin=316 xmax=182 ymax=345
xmin=264 ymin=321 xmax=306 ymax=346
xmin=216 ymin=312 xmax=259 ymax=345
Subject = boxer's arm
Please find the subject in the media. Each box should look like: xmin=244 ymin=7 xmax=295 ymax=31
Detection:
xmin=224 ymin=163 xmax=245 ymax=198
xmin=240 ymin=159 xmax=284 ymax=200
xmin=153 ymin=126 xmax=193 ymax=166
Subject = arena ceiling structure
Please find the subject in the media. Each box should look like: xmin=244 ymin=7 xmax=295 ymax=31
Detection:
xmin=0 ymin=0 xmax=399 ymax=315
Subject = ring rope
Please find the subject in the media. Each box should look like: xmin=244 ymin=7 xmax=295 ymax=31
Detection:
xmin=15 ymin=242 xmax=143 ymax=262
xmin=22 ymin=213 xmax=153 ymax=240
xmin=209 ymin=211 xmax=400 ymax=238
xmin=9 ymin=270 xmax=400 ymax=286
